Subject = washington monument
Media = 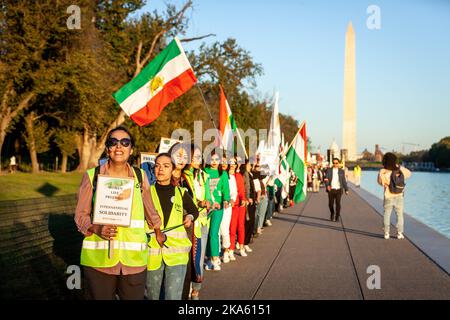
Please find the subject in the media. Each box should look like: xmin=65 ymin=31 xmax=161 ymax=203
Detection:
xmin=343 ymin=22 xmax=357 ymax=161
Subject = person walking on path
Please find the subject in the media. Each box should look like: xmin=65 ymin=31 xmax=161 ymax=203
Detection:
xmin=74 ymin=126 xmax=164 ymax=300
xmin=312 ymin=165 xmax=320 ymax=193
xmin=353 ymin=164 xmax=362 ymax=187
xmin=324 ymin=158 xmax=349 ymax=222
xmin=146 ymin=153 xmax=199 ymax=300
xmin=204 ymin=150 xmax=230 ymax=271
xmin=229 ymin=156 xmax=248 ymax=259
xmin=9 ymin=155 xmax=17 ymax=173
xmin=378 ymin=152 xmax=412 ymax=240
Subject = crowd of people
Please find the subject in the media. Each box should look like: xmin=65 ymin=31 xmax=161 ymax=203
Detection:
xmin=74 ymin=126 xmax=299 ymax=300
xmin=74 ymin=126 xmax=411 ymax=300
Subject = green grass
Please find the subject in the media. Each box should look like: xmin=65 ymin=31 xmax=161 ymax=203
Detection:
xmin=0 ymin=172 xmax=84 ymax=201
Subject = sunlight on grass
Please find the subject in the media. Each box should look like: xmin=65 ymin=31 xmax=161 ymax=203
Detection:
xmin=0 ymin=172 xmax=84 ymax=201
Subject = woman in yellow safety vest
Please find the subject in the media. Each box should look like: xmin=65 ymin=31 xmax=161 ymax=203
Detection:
xmin=146 ymin=152 xmax=199 ymax=300
xmin=75 ymin=126 xmax=164 ymax=300
xmin=183 ymin=143 xmax=212 ymax=300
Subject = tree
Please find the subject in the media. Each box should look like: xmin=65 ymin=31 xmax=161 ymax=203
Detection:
xmin=23 ymin=112 xmax=52 ymax=173
xmin=428 ymin=136 xmax=450 ymax=168
xmin=71 ymin=0 xmax=197 ymax=171
xmin=0 ymin=0 xmax=69 ymax=172
xmin=54 ymin=129 xmax=78 ymax=173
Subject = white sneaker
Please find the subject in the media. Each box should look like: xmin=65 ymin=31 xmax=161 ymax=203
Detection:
xmin=229 ymin=251 xmax=236 ymax=261
xmin=223 ymin=251 xmax=230 ymax=263
xmin=244 ymin=245 xmax=253 ymax=252
xmin=239 ymin=249 xmax=248 ymax=257
xmin=204 ymin=260 xmax=212 ymax=271
xmin=212 ymin=258 xmax=221 ymax=271
xmin=397 ymin=232 xmax=405 ymax=240
xmin=384 ymin=232 xmax=390 ymax=240
xmin=265 ymin=220 xmax=273 ymax=226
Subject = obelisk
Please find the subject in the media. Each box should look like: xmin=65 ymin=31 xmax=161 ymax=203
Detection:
xmin=343 ymin=22 xmax=357 ymax=161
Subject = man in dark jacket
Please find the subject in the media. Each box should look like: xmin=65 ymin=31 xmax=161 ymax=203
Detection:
xmin=324 ymin=158 xmax=349 ymax=222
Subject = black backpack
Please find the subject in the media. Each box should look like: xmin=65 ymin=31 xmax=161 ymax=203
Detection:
xmin=389 ymin=169 xmax=405 ymax=194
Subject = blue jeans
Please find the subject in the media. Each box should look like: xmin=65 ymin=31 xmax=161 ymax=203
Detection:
xmin=383 ymin=196 xmax=404 ymax=234
xmin=255 ymin=195 xmax=269 ymax=231
xmin=146 ymin=263 xmax=187 ymax=300
xmin=192 ymin=225 xmax=209 ymax=291
xmin=265 ymin=198 xmax=274 ymax=221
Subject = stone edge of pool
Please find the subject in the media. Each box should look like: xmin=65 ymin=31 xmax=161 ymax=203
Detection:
xmin=349 ymin=183 xmax=450 ymax=276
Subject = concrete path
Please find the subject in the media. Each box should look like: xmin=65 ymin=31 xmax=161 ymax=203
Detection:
xmin=201 ymin=189 xmax=450 ymax=300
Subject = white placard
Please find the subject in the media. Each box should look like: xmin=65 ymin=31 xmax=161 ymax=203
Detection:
xmin=159 ymin=137 xmax=181 ymax=153
xmin=92 ymin=175 xmax=135 ymax=227
xmin=141 ymin=152 xmax=158 ymax=166
xmin=253 ymin=179 xmax=261 ymax=193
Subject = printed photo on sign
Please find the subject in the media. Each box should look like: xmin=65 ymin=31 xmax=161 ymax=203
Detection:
xmin=92 ymin=175 xmax=135 ymax=227
xmin=159 ymin=137 xmax=181 ymax=153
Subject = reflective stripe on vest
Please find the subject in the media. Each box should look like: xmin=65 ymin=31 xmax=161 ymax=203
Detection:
xmin=83 ymin=240 xmax=147 ymax=251
xmin=147 ymin=185 xmax=192 ymax=271
xmin=80 ymin=167 xmax=148 ymax=268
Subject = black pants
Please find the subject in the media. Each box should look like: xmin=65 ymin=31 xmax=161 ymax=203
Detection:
xmin=328 ymin=189 xmax=342 ymax=220
xmin=84 ymin=267 xmax=146 ymax=300
xmin=244 ymin=203 xmax=256 ymax=245
xmin=182 ymin=225 xmax=194 ymax=300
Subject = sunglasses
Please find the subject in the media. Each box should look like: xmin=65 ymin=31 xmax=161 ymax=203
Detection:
xmin=106 ymin=137 xmax=132 ymax=148
xmin=333 ymin=162 xmax=339 ymax=165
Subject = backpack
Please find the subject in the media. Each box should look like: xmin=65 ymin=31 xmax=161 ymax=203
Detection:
xmin=92 ymin=165 xmax=143 ymax=194
xmin=389 ymin=169 xmax=405 ymax=194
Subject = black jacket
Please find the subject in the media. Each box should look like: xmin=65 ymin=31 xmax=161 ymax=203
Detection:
xmin=324 ymin=168 xmax=348 ymax=193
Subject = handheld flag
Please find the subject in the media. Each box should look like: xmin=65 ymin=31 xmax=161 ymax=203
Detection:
xmin=113 ymin=38 xmax=197 ymax=126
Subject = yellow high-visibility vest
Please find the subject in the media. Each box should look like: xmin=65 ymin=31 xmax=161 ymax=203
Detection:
xmin=147 ymin=185 xmax=192 ymax=271
xmin=183 ymin=169 xmax=209 ymax=238
xmin=80 ymin=168 xmax=148 ymax=268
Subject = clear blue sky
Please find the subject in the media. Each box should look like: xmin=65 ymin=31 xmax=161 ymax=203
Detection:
xmin=136 ymin=0 xmax=450 ymax=155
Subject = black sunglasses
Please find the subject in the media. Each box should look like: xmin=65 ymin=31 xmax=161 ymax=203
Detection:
xmin=106 ymin=137 xmax=132 ymax=148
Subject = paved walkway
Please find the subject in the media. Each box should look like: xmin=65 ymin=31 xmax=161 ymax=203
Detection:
xmin=201 ymin=188 xmax=450 ymax=300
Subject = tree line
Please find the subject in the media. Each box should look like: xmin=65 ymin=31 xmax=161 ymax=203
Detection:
xmin=0 ymin=0 xmax=299 ymax=173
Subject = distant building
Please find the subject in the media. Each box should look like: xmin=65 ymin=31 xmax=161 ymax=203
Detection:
xmin=341 ymin=149 xmax=348 ymax=162
xmin=403 ymin=161 xmax=436 ymax=171
xmin=374 ymin=144 xmax=383 ymax=162
xmin=361 ymin=148 xmax=375 ymax=161
xmin=327 ymin=140 xmax=340 ymax=162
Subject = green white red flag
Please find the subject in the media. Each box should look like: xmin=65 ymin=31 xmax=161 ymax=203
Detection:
xmin=286 ymin=122 xmax=307 ymax=203
xmin=113 ymin=37 xmax=197 ymax=126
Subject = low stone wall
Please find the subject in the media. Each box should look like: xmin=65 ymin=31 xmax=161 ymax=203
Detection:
xmin=0 ymin=195 xmax=85 ymax=299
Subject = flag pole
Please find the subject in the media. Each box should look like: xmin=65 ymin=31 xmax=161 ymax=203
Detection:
xmin=196 ymin=84 xmax=218 ymax=131
xmin=279 ymin=121 xmax=305 ymax=163
xmin=196 ymin=83 xmax=227 ymax=151
xmin=235 ymin=128 xmax=249 ymax=159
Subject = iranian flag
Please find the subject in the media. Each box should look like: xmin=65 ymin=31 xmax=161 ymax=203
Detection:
xmin=219 ymin=85 xmax=247 ymax=157
xmin=113 ymin=37 xmax=197 ymax=126
xmin=286 ymin=122 xmax=307 ymax=203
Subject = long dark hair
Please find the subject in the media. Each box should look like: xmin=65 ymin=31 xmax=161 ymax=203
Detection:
xmin=206 ymin=149 xmax=223 ymax=176
xmin=168 ymin=142 xmax=191 ymax=171
xmin=186 ymin=143 xmax=207 ymax=184
xmin=382 ymin=152 xmax=398 ymax=171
